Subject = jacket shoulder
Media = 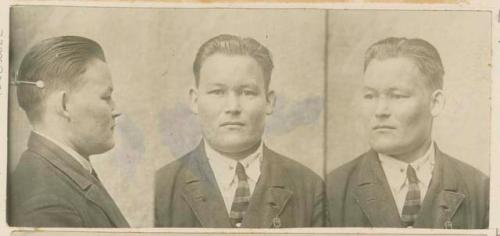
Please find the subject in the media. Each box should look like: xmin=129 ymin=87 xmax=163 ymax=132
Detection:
xmin=156 ymin=152 xmax=193 ymax=177
xmin=12 ymin=150 xmax=68 ymax=189
xmin=440 ymin=152 xmax=489 ymax=186
xmin=327 ymin=153 xmax=367 ymax=183
xmin=155 ymin=149 xmax=197 ymax=188
xmin=266 ymin=149 xmax=323 ymax=183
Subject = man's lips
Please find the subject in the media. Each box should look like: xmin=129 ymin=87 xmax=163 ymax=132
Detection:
xmin=220 ymin=121 xmax=245 ymax=127
xmin=373 ymin=125 xmax=396 ymax=130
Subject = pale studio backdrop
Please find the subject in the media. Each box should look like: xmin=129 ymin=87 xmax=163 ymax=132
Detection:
xmin=8 ymin=7 xmax=326 ymax=227
xmin=326 ymin=10 xmax=491 ymax=175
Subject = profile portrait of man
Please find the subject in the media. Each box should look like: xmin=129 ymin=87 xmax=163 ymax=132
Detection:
xmin=326 ymin=37 xmax=489 ymax=229
xmin=155 ymin=34 xmax=325 ymax=228
xmin=8 ymin=36 xmax=129 ymax=227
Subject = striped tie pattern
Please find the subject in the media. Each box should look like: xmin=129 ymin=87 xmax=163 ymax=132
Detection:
xmin=401 ymin=165 xmax=421 ymax=227
xmin=229 ymin=162 xmax=251 ymax=227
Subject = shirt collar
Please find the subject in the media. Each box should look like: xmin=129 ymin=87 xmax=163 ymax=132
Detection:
xmin=204 ymin=141 xmax=263 ymax=187
xmin=378 ymin=142 xmax=435 ymax=191
xmin=32 ymin=130 xmax=94 ymax=173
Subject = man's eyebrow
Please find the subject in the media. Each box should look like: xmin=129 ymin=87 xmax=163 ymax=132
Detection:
xmin=362 ymin=86 xmax=376 ymax=91
xmin=206 ymin=83 xmax=226 ymax=87
xmin=239 ymin=84 xmax=259 ymax=89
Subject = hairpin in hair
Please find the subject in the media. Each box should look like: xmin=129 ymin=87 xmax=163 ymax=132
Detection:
xmin=10 ymin=71 xmax=45 ymax=89
xmin=11 ymin=80 xmax=45 ymax=89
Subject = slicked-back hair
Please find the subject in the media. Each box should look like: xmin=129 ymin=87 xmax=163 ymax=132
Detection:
xmin=364 ymin=37 xmax=444 ymax=91
xmin=16 ymin=36 xmax=106 ymax=123
xmin=193 ymin=34 xmax=274 ymax=89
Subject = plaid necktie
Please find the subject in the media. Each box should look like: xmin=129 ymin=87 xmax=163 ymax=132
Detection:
xmin=229 ymin=162 xmax=251 ymax=227
xmin=401 ymin=165 xmax=421 ymax=227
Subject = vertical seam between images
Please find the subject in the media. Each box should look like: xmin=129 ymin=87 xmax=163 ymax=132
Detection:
xmin=322 ymin=9 xmax=330 ymax=225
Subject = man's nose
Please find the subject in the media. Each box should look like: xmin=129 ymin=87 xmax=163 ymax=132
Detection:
xmin=112 ymin=110 xmax=122 ymax=119
xmin=374 ymin=97 xmax=390 ymax=118
xmin=224 ymin=93 xmax=242 ymax=114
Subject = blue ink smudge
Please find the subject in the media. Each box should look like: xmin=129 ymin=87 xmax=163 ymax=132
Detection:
xmin=267 ymin=96 xmax=323 ymax=135
xmin=157 ymin=96 xmax=323 ymax=157
xmin=158 ymin=104 xmax=202 ymax=158
xmin=112 ymin=114 xmax=145 ymax=177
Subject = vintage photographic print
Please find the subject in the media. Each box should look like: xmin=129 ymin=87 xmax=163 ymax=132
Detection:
xmin=1 ymin=1 xmax=500 ymax=236
xmin=7 ymin=230 xmax=498 ymax=236
xmin=7 ymin=6 xmax=325 ymax=228
xmin=326 ymin=10 xmax=491 ymax=229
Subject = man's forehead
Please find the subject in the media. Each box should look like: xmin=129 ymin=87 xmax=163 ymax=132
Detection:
xmin=363 ymin=57 xmax=428 ymax=87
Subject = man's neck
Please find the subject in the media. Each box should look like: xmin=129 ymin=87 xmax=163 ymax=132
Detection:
xmin=207 ymin=141 xmax=262 ymax=161
xmin=388 ymin=138 xmax=433 ymax=164
xmin=32 ymin=124 xmax=89 ymax=160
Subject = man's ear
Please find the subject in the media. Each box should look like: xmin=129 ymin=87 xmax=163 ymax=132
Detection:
xmin=430 ymin=89 xmax=445 ymax=117
xmin=265 ymin=90 xmax=276 ymax=115
xmin=189 ymin=87 xmax=199 ymax=114
xmin=52 ymin=91 xmax=71 ymax=120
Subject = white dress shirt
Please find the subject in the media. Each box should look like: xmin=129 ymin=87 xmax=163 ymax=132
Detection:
xmin=205 ymin=141 xmax=263 ymax=214
xmin=378 ymin=143 xmax=435 ymax=216
xmin=33 ymin=130 xmax=94 ymax=174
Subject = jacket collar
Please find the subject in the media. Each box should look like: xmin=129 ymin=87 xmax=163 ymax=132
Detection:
xmin=353 ymin=144 xmax=465 ymax=228
xmin=353 ymin=149 xmax=403 ymax=227
xmin=27 ymin=132 xmax=95 ymax=190
xmin=181 ymin=143 xmax=232 ymax=227
xmin=242 ymin=145 xmax=293 ymax=228
xmin=27 ymin=131 xmax=130 ymax=227
xmin=414 ymin=144 xmax=465 ymax=228
xmin=181 ymin=142 xmax=293 ymax=228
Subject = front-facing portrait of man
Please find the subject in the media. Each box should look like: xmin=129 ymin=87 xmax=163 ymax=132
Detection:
xmin=326 ymin=37 xmax=489 ymax=229
xmin=155 ymin=34 xmax=325 ymax=228
xmin=8 ymin=36 xmax=129 ymax=227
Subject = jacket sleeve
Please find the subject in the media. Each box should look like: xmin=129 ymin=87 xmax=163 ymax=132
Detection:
xmin=12 ymin=194 xmax=83 ymax=227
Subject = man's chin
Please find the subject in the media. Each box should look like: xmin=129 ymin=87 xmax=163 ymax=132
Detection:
xmin=370 ymin=141 xmax=401 ymax=156
xmin=211 ymin=139 xmax=259 ymax=154
xmin=90 ymin=142 xmax=115 ymax=156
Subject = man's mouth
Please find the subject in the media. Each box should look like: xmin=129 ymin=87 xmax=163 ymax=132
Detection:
xmin=220 ymin=121 xmax=245 ymax=127
xmin=373 ymin=125 xmax=396 ymax=131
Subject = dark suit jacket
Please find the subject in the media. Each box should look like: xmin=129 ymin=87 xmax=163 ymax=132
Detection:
xmin=326 ymin=144 xmax=489 ymax=229
xmin=155 ymin=143 xmax=325 ymax=228
xmin=8 ymin=132 xmax=129 ymax=227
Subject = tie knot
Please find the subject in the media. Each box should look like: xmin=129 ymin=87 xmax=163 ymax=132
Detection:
xmin=406 ymin=165 xmax=418 ymax=184
xmin=235 ymin=162 xmax=247 ymax=181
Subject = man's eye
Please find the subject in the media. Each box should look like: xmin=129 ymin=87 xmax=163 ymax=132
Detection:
xmin=208 ymin=89 xmax=224 ymax=95
xmin=102 ymin=96 xmax=112 ymax=101
xmin=242 ymin=90 xmax=257 ymax=96
xmin=391 ymin=94 xmax=408 ymax=99
xmin=363 ymin=94 xmax=375 ymax=99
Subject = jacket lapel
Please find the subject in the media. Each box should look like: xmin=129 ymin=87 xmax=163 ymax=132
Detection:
xmin=85 ymin=184 xmax=130 ymax=227
xmin=27 ymin=132 xmax=130 ymax=227
xmin=415 ymin=145 xmax=465 ymax=228
xmin=353 ymin=150 xmax=402 ymax=227
xmin=180 ymin=144 xmax=232 ymax=227
xmin=242 ymin=146 xmax=293 ymax=228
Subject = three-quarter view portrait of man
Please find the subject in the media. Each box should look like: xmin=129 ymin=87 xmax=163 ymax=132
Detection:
xmin=8 ymin=36 xmax=129 ymax=227
xmin=326 ymin=37 xmax=489 ymax=229
xmin=155 ymin=34 xmax=325 ymax=228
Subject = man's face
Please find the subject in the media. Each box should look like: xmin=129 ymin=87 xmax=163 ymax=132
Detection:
xmin=191 ymin=53 xmax=274 ymax=155
xmin=66 ymin=59 xmax=120 ymax=156
xmin=361 ymin=57 xmax=435 ymax=158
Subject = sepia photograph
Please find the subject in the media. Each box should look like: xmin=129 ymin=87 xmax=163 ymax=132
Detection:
xmin=8 ymin=229 xmax=498 ymax=236
xmin=7 ymin=6 xmax=326 ymax=228
xmin=325 ymin=10 xmax=491 ymax=229
xmin=3 ymin=1 xmax=500 ymax=235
